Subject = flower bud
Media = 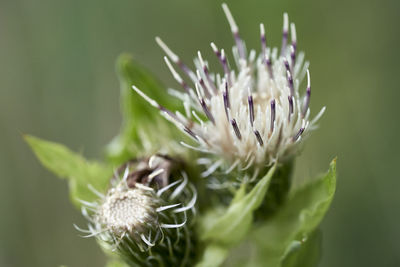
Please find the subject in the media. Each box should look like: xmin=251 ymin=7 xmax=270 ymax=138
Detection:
xmin=76 ymin=154 xmax=197 ymax=266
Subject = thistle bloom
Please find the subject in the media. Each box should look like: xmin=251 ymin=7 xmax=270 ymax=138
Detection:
xmin=133 ymin=4 xmax=325 ymax=177
xmin=76 ymin=155 xmax=197 ymax=266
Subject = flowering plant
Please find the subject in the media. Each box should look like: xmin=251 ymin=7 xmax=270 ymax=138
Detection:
xmin=26 ymin=3 xmax=336 ymax=267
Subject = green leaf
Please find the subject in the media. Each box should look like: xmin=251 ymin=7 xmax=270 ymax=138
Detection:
xmin=231 ymin=183 xmax=247 ymax=204
xmin=195 ymin=244 xmax=229 ymax=267
xmin=200 ymin=164 xmax=276 ymax=246
xmin=282 ymin=230 xmax=322 ymax=267
xmin=25 ymin=135 xmax=113 ymax=208
xmin=106 ymin=53 xmax=181 ymax=164
xmin=225 ymin=159 xmax=336 ymax=267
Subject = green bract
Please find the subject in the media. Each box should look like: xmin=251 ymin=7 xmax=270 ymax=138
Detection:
xmin=223 ymin=159 xmax=336 ymax=267
xmin=107 ymin=54 xmax=185 ymax=165
xmin=25 ymin=135 xmax=113 ymax=207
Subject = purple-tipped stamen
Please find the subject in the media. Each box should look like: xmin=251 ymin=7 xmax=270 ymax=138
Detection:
xmin=222 ymin=3 xmax=246 ymax=60
xmin=260 ymin=23 xmax=274 ymax=79
xmin=211 ymin=43 xmax=231 ymax=84
xmin=302 ymin=87 xmax=311 ymax=117
xmin=280 ymin=13 xmax=289 ymax=57
xmin=302 ymin=70 xmax=311 ymax=117
xmin=183 ymin=127 xmax=199 ymax=141
xmin=156 ymin=37 xmax=197 ymax=83
xmin=270 ymin=99 xmax=276 ymax=133
xmin=221 ymin=50 xmax=229 ymax=71
xmin=284 ymin=58 xmax=290 ymax=73
xmin=159 ymin=106 xmax=198 ymax=141
xmin=234 ymin=32 xmax=246 ymax=60
xmin=198 ymin=51 xmax=217 ymax=94
xmin=293 ymin=127 xmax=305 ymax=141
xmin=231 ymin=119 xmax=242 ymax=140
xmin=288 ymin=95 xmax=294 ymax=122
xmin=221 ymin=50 xmax=231 ymax=85
xmin=223 ymin=81 xmax=230 ymax=120
xmin=200 ymin=98 xmax=215 ymax=124
xmin=181 ymin=81 xmax=191 ymax=94
xmin=286 ymin=70 xmax=294 ymax=96
xmin=290 ymin=23 xmax=297 ymax=68
xmin=179 ymin=61 xmax=195 ymax=81
xmin=290 ymin=45 xmax=296 ymax=69
xmin=266 ymin=57 xmax=274 ymax=79
xmin=211 ymin=42 xmax=221 ymax=58
xmin=203 ymin=66 xmax=217 ymax=93
xmin=196 ymin=71 xmax=212 ymax=99
xmin=254 ymin=130 xmax=264 ymax=146
xmin=248 ymin=93 xmax=255 ymax=126
xmin=260 ymin=23 xmax=267 ymax=54
xmin=132 ymin=85 xmax=199 ymax=142
xmin=163 ymin=56 xmax=192 ymax=94
xmin=159 ymin=106 xmax=179 ymax=122
xmin=260 ymin=23 xmax=267 ymax=64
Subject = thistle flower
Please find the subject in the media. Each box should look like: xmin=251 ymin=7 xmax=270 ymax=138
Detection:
xmin=132 ymin=3 xmax=325 ymax=178
xmin=75 ymin=155 xmax=197 ymax=266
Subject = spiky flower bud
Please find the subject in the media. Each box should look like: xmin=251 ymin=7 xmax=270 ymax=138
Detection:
xmin=76 ymin=155 xmax=197 ymax=266
xmin=132 ymin=4 xmax=325 ymax=180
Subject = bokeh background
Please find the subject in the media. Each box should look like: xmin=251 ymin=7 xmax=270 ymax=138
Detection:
xmin=1 ymin=0 xmax=399 ymax=266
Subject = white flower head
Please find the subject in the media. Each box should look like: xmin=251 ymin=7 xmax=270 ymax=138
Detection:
xmin=133 ymin=4 xmax=325 ymax=175
xmin=75 ymin=155 xmax=197 ymax=265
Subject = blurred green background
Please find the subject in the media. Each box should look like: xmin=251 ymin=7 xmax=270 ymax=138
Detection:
xmin=1 ymin=0 xmax=399 ymax=266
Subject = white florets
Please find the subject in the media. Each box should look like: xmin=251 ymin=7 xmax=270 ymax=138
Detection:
xmin=132 ymin=4 xmax=325 ymax=175
xmin=97 ymin=184 xmax=158 ymax=238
